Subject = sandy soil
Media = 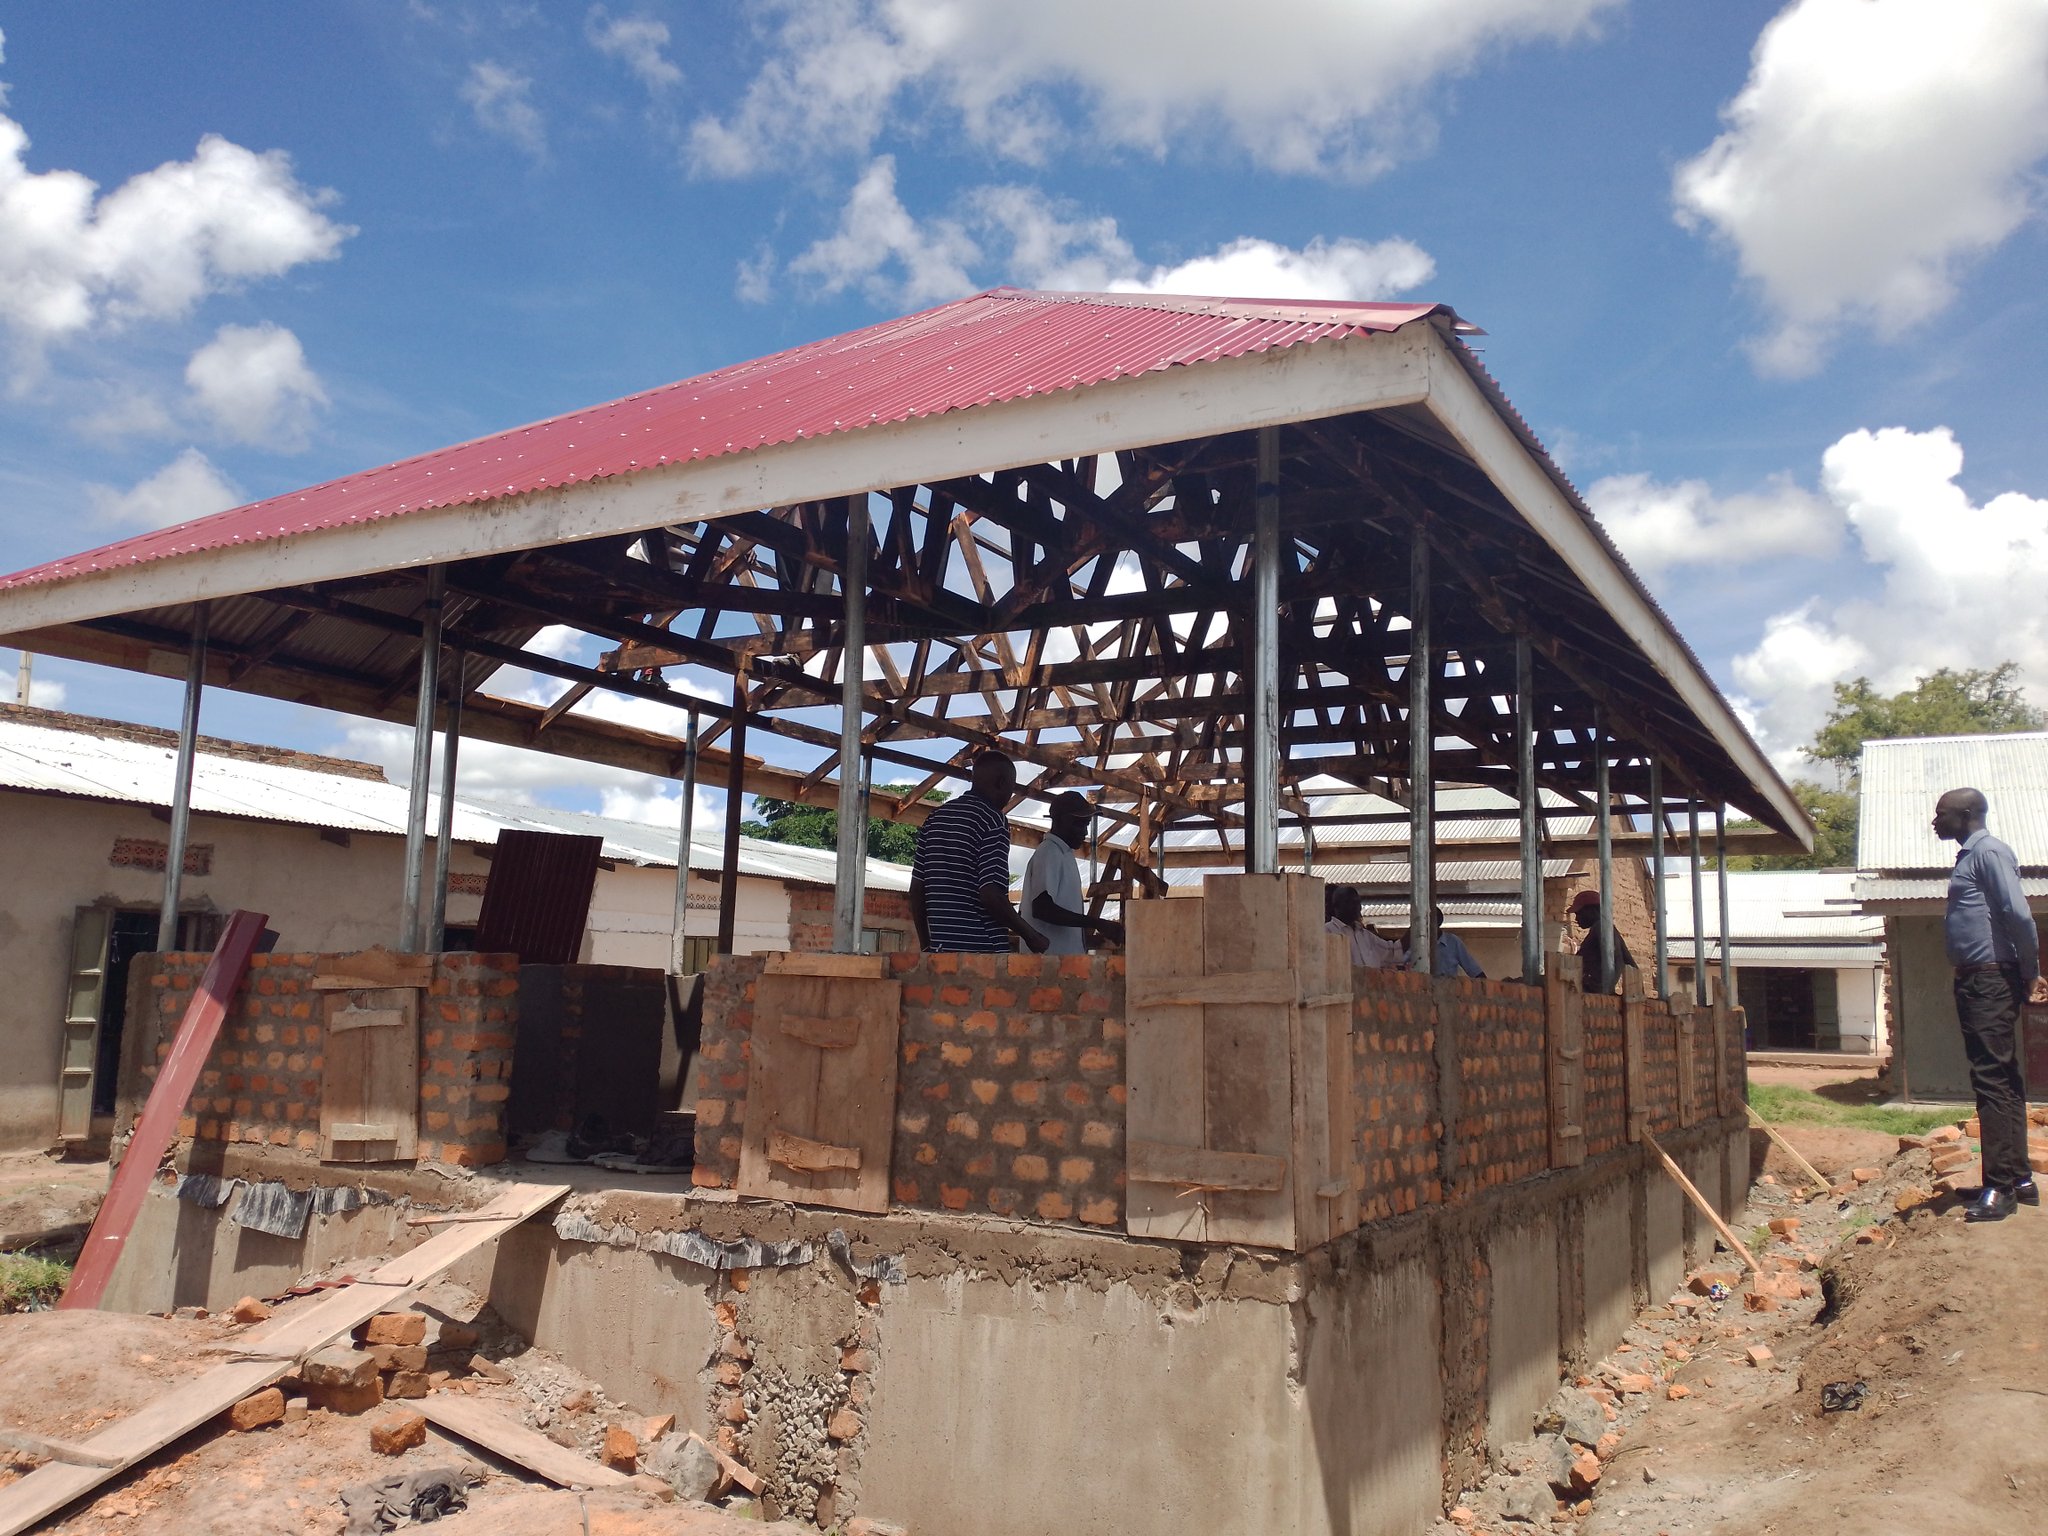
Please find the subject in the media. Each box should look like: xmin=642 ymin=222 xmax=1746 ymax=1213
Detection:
xmin=0 ymin=1151 xmax=105 ymax=1250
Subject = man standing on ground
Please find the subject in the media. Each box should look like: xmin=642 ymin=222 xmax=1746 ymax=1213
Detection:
xmin=910 ymin=749 xmax=1048 ymax=954
xmin=1933 ymin=786 xmax=2048 ymax=1222
xmin=1326 ymin=885 xmax=1402 ymax=969
xmin=1570 ymin=888 xmax=1634 ymax=993
xmin=1018 ymin=792 xmax=1124 ymax=954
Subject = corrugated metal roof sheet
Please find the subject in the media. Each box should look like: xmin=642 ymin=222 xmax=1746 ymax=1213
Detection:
xmin=0 ymin=289 xmax=1465 ymax=595
xmin=1662 ymin=869 xmax=1881 ymax=943
xmin=1701 ymin=944 xmax=1885 ymax=966
xmin=1857 ymin=732 xmax=2048 ymax=871
xmin=1855 ymin=874 xmax=2048 ymax=903
xmin=0 ymin=714 xmax=910 ymax=890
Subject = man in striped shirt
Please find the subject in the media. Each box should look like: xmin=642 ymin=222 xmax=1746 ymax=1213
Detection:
xmin=910 ymin=750 xmax=1048 ymax=954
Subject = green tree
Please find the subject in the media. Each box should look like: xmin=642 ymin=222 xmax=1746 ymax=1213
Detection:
xmin=740 ymin=785 xmax=943 ymax=866
xmin=1733 ymin=663 xmax=2044 ymax=870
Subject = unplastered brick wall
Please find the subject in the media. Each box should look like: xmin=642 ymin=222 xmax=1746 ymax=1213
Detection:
xmin=1642 ymin=997 xmax=1681 ymax=1136
xmin=1451 ymin=978 xmax=1550 ymax=1189
xmin=787 ymin=887 xmax=918 ymax=953
xmin=127 ymin=950 xmax=517 ymax=1167
xmin=1350 ymin=968 xmax=1442 ymax=1220
xmin=1581 ymin=994 xmax=1627 ymax=1157
xmin=692 ymin=951 xmax=1128 ymax=1231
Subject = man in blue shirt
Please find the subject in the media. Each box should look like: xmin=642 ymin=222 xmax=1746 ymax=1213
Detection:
xmin=1403 ymin=905 xmax=1485 ymax=978
xmin=1933 ymin=786 xmax=2048 ymax=1222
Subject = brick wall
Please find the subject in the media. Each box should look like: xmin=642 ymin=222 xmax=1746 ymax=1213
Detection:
xmin=1581 ymin=993 xmax=1627 ymax=1157
xmin=1642 ymin=996 xmax=1681 ymax=1136
xmin=1351 ymin=968 xmax=1442 ymax=1220
xmin=787 ymin=887 xmax=918 ymax=953
xmin=1452 ymin=978 xmax=1550 ymax=1189
xmin=129 ymin=950 xmax=517 ymax=1168
xmin=692 ymin=952 xmax=1127 ymax=1232
xmin=1546 ymin=829 xmax=1658 ymax=979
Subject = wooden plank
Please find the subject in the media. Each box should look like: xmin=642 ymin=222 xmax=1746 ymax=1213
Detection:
xmin=329 ymin=1121 xmax=399 ymax=1142
xmin=1621 ymin=968 xmax=1648 ymax=1144
xmin=1124 ymin=895 xmax=1210 ymax=1241
xmin=1643 ymin=1130 xmax=1759 ymax=1276
xmin=1286 ymin=876 xmax=1334 ymax=1246
xmin=1711 ymin=997 xmax=1732 ymax=1116
xmin=1125 ymin=969 xmax=1297 ymax=1009
xmin=325 ymin=1007 xmax=408 ymax=1035
xmin=321 ymin=988 xmax=419 ymax=1163
xmin=768 ymin=1130 xmax=861 ymax=1172
xmin=1675 ymin=1002 xmax=1699 ymax=1128
xmin=1127 ymin=1139 xmax=1287 ymax=1192
xmin=61 ymin=910 xmax=269 ymax=1312
xmin=0 ymin=1182 xmax=566 ymax=1535
xmin=0 ymin=1429 xmax=121 ymax=1469
xmin=1318 ymin=929 xmax=1361 ymax=1239
xmin=1198 ymin=874 xmax=1296 ymax=1249
xmin=310 ymin=948 xmax=435 ymax=991
xmin=417 ymin=1397 xmax=630 ymax=1490
xmin=764 ymin=952 xmax=887 ymax=980
xmin=779 ymin=1014 xmax=862 ymax=1050
xmin=736 ymin=972 xmax=900 ymax=1213
xmin=1543 ymin=961 xmax=1586 ymax=1169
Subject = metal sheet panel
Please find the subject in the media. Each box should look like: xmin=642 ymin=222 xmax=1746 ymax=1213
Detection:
xmin=1661 ymin=869 xmax=1882 ymax=942
xmin=1857 ymin=733 xmax=2048 ymax=871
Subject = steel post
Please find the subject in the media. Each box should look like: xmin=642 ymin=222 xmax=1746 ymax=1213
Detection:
xmin=670 ymin=710 xmax=699 ymax=975
xmin=1409 ymin=530 xmax=1434 ymax=971
xmin=1595 ymin=717 xmax=1615 ymax=992
xmin=833 ymin=496 xmax=871 ymax=951
xmin=1516 ymin=636 xmax=1541 ymax=982
xmin=399 ymin=567 xmax=446 ymax=951
xmin=1688 ymin=795 xmax=1708 ymax=1005
xmin=427 ymin=661 xmax=464 ymax=952
xmin=1247 ymin=425 xmax=1281 ymax=874
xmin=156 ymin=606 xmax=209 ymax=951
xmin=717 ymin=678 xmax=747 ymax=955
xmin=1716 ymin=804 xmax=1735 ymax=1004
xmin=1650 ymin=759 xmax=1668 ymax=999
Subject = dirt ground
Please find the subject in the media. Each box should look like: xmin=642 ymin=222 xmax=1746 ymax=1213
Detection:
xmin=1435 ymin=1112 xmax=2048 ymax=1536
xmin=0 ymin=1286 xmax=809 ymax=1536
xmin=0 ymin=1151 xmax=105 ymax=1250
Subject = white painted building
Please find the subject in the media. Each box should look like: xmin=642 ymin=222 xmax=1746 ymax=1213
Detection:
xmin=0 ymin=705 xmax=911 ymax=1151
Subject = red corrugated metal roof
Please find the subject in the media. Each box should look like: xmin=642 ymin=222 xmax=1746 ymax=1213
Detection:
xmin=0 ymin=288 xmax=1470 ymax=594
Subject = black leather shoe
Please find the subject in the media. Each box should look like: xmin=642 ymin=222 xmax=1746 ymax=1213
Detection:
xmin=1953 ymin=1178 xmax=2039 ymax=1205
xmin=1965 ymin=1186 xmax=2019 ymax=1222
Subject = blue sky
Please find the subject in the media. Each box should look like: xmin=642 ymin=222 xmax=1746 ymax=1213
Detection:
xmin=2 ymin=0 xmax=2046 ymax=818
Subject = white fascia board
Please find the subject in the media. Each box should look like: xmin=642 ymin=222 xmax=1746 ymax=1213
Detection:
xmin=0 ymin=326 xmax=1434 ymax=635
xmin=1416 ymin=331 xmax=1811 ymax=846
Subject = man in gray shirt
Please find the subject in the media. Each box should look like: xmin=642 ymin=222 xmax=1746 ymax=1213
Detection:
xmin=1933 ymin=787 xmax=2048 ymax=1222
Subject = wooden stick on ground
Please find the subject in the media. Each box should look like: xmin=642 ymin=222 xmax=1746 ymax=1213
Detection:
xmin=1641 ymin=1130 xmax=1761 ymax=1276
xmin=1744 ymin=1104 xmax=1834 ymax=1201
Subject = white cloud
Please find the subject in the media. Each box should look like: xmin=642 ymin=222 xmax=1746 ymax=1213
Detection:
xmin=787 ymin=159 xmax=1435 ymax=308
xmin=1585 ymin=469 xmax=1840 ymax=575
xmin=185 ymin=322 xmax=327 ymax=451
xmin=1729 ymin=425 xmax=2048 ymax=757
xmin=86 ymin=447 xmax=241 ymax=528
xmin=27 ymin=674 xmax=64 ymax=709
xmin=586 ymin=7 xmax=681 ymax=92
xmin=1674 ymin=0 xmax=2048 ymax=376
xmin=75 ymin=387 xmax=175 ymax=442
xmin=692 ymin=0 xmax=1622 ymax=179
xmin=0 ymin=110 xmax=350 ymax=365
xmin=461 ymin=61 xmax=547 ymax=158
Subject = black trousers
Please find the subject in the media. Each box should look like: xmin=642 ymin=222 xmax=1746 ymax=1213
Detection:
xmin=1953 ymin=965 xmax=2032 ymax=1188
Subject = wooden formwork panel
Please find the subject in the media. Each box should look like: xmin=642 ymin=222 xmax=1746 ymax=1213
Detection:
xmin=320 ymin=986 xmax=419 ymax=1163
xmin=1544 ymin=957 xmax=1587 ymax=1168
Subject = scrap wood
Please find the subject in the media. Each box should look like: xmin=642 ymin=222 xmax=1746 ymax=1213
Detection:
xmin=0 ymin=1429 xmax=122 ymax=1470
xmin=415 ymin=1398 xmax=629 ymax=1491
xmin=0 ymin=1181 xmax=568 ymax=1536
xmin=61 ymin=909 xmax=271 ymax=1312
xmin=1744 ymin=1104 xmax=1834 ymax=1200
xmin=1642 ymin=1130 xmax=1761 ymax=1276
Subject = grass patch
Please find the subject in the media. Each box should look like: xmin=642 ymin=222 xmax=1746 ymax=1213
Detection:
xmin=0 ymin=1251 xmax=71 ymax=1312
xmin=1747 ymin=1083 xmax=1958 ymax=1137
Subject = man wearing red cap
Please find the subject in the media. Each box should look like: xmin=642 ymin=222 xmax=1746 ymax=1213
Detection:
xmin=1569 ymin=888 xmax=1633 ymax=993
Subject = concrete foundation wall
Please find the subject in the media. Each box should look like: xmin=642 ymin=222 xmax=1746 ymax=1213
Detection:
xmin=1485 ymin=1216 xmax=1560 ymax=1452
xmin=1580 ymin=1180 xmax=1635 ymax=1360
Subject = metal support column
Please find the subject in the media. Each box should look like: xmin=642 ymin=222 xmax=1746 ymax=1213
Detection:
xmin=1595 ymin=718 xmax=1615 ymax=993
xmin=669 ymin=711 xmax=699 ymax=975
xmin=1247 ymin=425 xmax=1281 ymax=874
xmin=1516 ymin=637 xmax=1541 ymax=982
xmin=1715 ymin=804 xmax=1734 ymax=1004
xmin=716 ymin=678 xmax=747 ymax=955
xmin=1688 ymin=794 xmax=1707 ymax=1005
xmin=1408 ymin=530 xmax=1434 ymax=971
xmin=399 ymin=567 xmax=446 ymax=952
xmin=156 ymin=606 xmax=209 ymax=951
xmin=1649 ymin=760 xmax=1668 ymax=999
xmin=427 ymin=659 xmax=464 ymax=952
xmin=1299 ymin=810 xmax=1316 ymax=876
xmin=833 ymin=496 xmax=870 ymax=952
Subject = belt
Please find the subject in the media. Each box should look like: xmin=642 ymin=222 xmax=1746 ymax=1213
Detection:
xmin=1954 ymin=961 xmax=2020 ymax=975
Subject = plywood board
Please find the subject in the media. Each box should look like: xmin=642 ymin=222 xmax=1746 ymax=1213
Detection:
xmin=1124 ymin=895 xmax=1210 ymax=1241
xmin=0 ymin=1182 xmax=566 ymax=1536
xmin=320 ymin=986 xmax=419 ymax=1163
xmin=1621 ymin=968 xmax=1649 ymax=1144
xmin=736 ymin=971 xmax=901 ymax=1213
xmin=1198 ymin=874 xmax=1297 ymax=1248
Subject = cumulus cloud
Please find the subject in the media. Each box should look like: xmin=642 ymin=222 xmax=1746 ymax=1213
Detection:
xmin=0 ymin=108 xmax=350 ymax=366
xmin=86 ymin=447 xmax=242 ymax=528
xmin=184 ymin=322 xmax=327 ymax=451
xmin=693 ymin=0 xmax=1621 ymax=179
xmin=1729 ymin=425 xmax=2048 ymax=756
xmin=1675 ymin=0 xmax=2048 ymax=376
xmin=461 ymin=61 xmax=547 ymax=158
xmin=1585 ymin=469 xmax=1840 ymax=575
xmin=586 ymin=7 xmax=681 ymax=92
xmin=788 ymin=158 xmax=1435 ymax=308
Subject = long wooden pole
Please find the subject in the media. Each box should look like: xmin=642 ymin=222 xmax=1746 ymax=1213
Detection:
xmin=1642 ymin=1129 xmax=1759 ymax=1275
xmin=1744 ymin=1104 xmax=1832 ymax=1201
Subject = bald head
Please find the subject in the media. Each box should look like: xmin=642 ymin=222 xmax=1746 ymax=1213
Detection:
xmin=968 ymin=749 xmax=1017 ymax=807
xmin=1933 ymin=786 xmax=1989 ymax=843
